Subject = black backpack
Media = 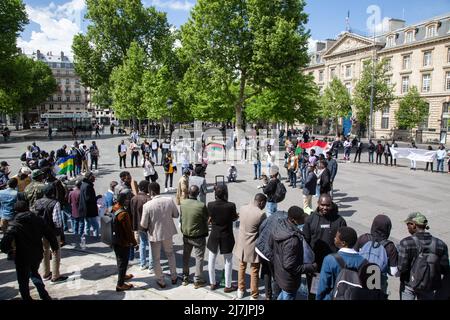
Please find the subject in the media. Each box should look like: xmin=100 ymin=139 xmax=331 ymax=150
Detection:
xmin=409 ymin=236 xmax=441 ymax=292
xmin=34 ymin=198 xmax=59 ymax=235
xmin=272 ymin=181 xmax=286 ymax=203
xmin=20 ymin=152 xmax=27 ymax=161
xmin=100 ymin=208 xmax=124 ymax=248
xmin=332 ymin=254 xmax=369 ymax=300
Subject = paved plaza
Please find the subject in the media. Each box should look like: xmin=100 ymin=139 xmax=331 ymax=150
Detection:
xmin=0 ymin=135 xmax=449 ymax=300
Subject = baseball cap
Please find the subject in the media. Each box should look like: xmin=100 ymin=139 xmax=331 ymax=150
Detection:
xmin=404 ymin=212 xmax=428 ymax=226
xmin=31 ymin=169 xmax=44 ymax=179
xmin=20 ymin=167 xmax=32 ymax=175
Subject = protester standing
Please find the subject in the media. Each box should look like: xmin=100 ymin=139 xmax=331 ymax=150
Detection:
xmin=207 ymin=184 xmax=238 ymax=292
xmin=0 ymin=201 xmax=58 ymax=300
xmin=180 ymin=186 xmax=209 ymax=288
xmin=234 ymin=194 xmax=267 ymax=300
xmin=118 ymin=140 xmax=127 ymax=169
xmin=141 ymin=182 xmax=179 ymax=288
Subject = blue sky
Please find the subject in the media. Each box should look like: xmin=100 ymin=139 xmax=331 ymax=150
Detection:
xmin=19 ymin=0 xmax=450 ymax=56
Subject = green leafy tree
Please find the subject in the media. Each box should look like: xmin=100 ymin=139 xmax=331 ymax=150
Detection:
xmin=353 ymin=58 xmax=395 ymax=129
xmin=320 ymin=78 xmax=352 ymax=134
xmin=0 ymin=55 xmax=56 ymax=126
xmin=110 ymin=42 xmax=147 ymax=125
xmin=395 ymin=86 xmax=429 ymax=135
xmin=180 ymin=0 xmax=312 ymax=132
xmin=245 ymin=74 xmax=319 ymax=125
xmin=72 ymin=0 xmax=171 ymax=106
xmin=0 ymin=0 xmax=28 ymax=61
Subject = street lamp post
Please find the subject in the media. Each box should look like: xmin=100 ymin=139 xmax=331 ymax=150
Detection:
xmin=369 ymin=29 xmax=376 ymax=141
xmin=167 ymin=98 xmax=173 ymax=138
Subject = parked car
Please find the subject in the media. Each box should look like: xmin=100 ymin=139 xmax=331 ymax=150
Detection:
xmin=30 ymin=122 xmax=48 ymax=129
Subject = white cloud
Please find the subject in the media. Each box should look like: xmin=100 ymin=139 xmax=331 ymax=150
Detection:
xmin=17 ymin=0 xmax=86 ymax=58
xmin=368 ymin=17 xmax=391 ymax=36
xmin=149 ymin=0 xmax=194 ymax=11
xmin=308 ymin=38 xmax=318 ymax=53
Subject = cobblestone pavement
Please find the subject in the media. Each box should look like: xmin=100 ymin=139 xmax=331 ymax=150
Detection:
xmin=1 ymin=136 xmax=449 ymax=300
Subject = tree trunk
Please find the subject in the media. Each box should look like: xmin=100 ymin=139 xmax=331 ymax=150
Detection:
xmin=159 ymin=118 xmax=164 ymax=140
xmin=235 ymin=71 xmax=246 ymax=141
xmin=335 ymin=117 xmax=339 ymax=136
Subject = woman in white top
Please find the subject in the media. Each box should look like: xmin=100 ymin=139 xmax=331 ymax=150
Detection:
xmin=25 ymin=145 xmax=33 ymax=160
xmin=142 ymin=152 xmax=157 ymax=182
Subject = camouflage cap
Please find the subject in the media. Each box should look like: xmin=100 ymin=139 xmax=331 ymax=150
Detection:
xmin=31 ymin=169 xmax=44 ymax=179
xmin=404 ymin=212 xmax=428 ymax=226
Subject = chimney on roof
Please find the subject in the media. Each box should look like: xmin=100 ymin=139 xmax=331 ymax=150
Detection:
xmin=387 ymin=18 xmax=406 ymax=32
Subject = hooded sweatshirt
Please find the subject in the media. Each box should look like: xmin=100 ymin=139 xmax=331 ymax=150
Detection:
xmin=354 ymin=214 xmax=398 ymax=275
xmin=303 ymin=203 xmax=347 ymax=269
xmin=269 ymin=218 xmax=315 ymax=293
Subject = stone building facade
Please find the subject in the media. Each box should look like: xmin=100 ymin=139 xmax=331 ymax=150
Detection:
xmin=304 ymin=13 xmax=450 ymax=143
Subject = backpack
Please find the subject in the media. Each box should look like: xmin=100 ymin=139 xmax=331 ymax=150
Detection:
xmin=272 ymin=181 xmax=286 ymax=203
xmin=34 ymin=198 xmax=59 ymax=235
xmin=359 ymin=235 xmax=390 ymax=273
xmin=100 ymin=208 xmax=125 ymax=248
xmin=409 ymin=236 xmax=441 ymax=292
xmin=332 ymin=254 xmax=368 ymax=300
xmin=20 ymin=152 xmax=27 ymax=161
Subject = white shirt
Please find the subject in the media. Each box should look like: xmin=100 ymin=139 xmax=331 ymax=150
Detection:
xmin=120 ymin=144 xmax=127 ymax=153
xmin=266 ymin=151 xmax=275 ymax=164
xmin=25 ymin=151 xmax=33 ymax=159
xmin=436 ymin=149 xmax=446 ymax=160
xmin=142 ymin=158 xmax=155 ymax=177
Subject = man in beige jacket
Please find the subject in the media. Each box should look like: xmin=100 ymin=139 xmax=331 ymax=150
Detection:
xmin=233 ymin=193 xmax=267 ymax=300
xmin=140 ymin=182 xmax=179 ymax=288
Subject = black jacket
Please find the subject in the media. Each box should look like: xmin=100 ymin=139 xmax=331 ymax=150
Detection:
xmin=206 ymin=199 xmax=237 ymax=254
xmin=78 ymin=179 xmax=98 ymax=218
xmin=269 ymin=218 xmax=315 ymax=293
xmin=319 ymin=168 xmax=331 ymax=194
xmin=256 ymin=211 xmax=287 ymax=261
xmin=303 ymin=171 xmax=317 ymax=196
xmin=303 ymin=204 xmax=347 ymax=268
xmin=262 ymin=178 xmax=279 ymax=203
xmin=0 ymin=211 xmax=58 ymax=265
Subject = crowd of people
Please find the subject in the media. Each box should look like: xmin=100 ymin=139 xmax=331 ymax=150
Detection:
xmin=0 ymin=132 xmax=449 ymax=301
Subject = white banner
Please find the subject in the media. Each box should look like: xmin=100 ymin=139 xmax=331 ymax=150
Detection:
xmin=390 ymin=147 xmax=437 ymax=162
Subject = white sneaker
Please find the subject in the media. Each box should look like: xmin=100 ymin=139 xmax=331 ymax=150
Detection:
xmin=165 ymin=188 xmax=168 ymax=193
xmin=148 ymin=268 xmax=155 ymax=275
xmin=237 ymin=289 xmax=245 ymax=299
xmin=140 ymin=265 xmax=148 ymax=271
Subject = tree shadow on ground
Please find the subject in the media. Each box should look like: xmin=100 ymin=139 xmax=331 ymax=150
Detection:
xmin=332 ymin=192 xmax=348 ymax=198
xmin=80 ymin=263 xmax=117 ymax=281
xmin=336 ymin=197 xmax=359 ymax=203
xmin=0 ymin=270 xmax=17 ymax=286
xmin=61 ymin=290 xmax=125 ymax=300
xmin=0 ymin=286 xmax=19 ymax=300
xmin=339 ymin=210 xmax=357 ymax=217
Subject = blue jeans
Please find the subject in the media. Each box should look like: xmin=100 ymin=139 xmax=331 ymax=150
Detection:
xmin=278 ymin=290 xmax=296 ymax=300
xmin=62 ymin=209 xmax=71 ymax=231
xmin=85 ymin=217 xmax=99 ymax=237
xmin=437 ymin=159 xmax=444 ymax=172
xmin=300 ymin=166 xmax=307 ymax=188
xmin=253 ymin=161 xmax=261 ymax=179
xmin=266 ymin=202 xmax=277 ymax=216
xmin=72 ymin=217 xmax=85 ymax=235
xmin=289 ymin=170 xmax=297 ymax=187
xmin=139 ymin=231 xmax=153 ymax=268
xmin=400 ymin=283 xmax=435 ymax=300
